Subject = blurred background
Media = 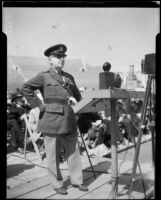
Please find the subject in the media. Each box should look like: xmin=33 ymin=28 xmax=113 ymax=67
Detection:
xmin=2 ymin=7 xmax=159 ymax=91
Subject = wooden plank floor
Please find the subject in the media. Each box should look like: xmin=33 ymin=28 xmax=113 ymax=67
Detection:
xmin=7 ymin=134 xmax=154 ymax=199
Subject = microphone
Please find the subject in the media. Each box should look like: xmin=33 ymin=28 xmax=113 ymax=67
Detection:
xmin=103 ymin=62 xmax=111 ymax=72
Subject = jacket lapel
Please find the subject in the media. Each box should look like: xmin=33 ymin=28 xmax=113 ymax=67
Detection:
xmin=61 ymin=70 xmax=70 ymax=85
xmin=49 ymin=67 xmax=64 ymax=84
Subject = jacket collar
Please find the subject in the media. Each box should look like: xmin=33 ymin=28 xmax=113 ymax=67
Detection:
xmin=48 ymin=67 xmax=69 ymax=84
xmin=61 ymin=70 xmax=70 ymax=84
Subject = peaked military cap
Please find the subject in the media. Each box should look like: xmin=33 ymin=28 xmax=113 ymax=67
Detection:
xmin=44 ymin=44 xmax=67 ymax=57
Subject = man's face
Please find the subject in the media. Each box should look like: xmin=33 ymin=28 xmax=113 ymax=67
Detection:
xmin=14 ymin=98 xmax=23 ymax=106
xmin=48 ymin=54 xmax=66 ymax=70
xmin=98 ymin=111 xmax=105 ymax=119
xmin=117 ymin=102 xmax=123 ymax=109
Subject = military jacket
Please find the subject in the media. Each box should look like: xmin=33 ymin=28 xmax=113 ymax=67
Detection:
xmin=21 ymin=67 xmax=82 ymax=134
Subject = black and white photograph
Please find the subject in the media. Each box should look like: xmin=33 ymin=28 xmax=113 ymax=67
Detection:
xmin=4 ymin=2 xmax=159 ymax=199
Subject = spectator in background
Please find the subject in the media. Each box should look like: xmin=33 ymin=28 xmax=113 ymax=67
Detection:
xmin=97 ymin=111 xmax=111 ymax=148
xmin=116 ymin=99 xmax=126 ymax=119
xmin=98 ymin=109 xmax=127 ymax=147
xmin=118 ymin=98 xmax=145 ymax=142
xmin=87 ymin=120 xmax=103 ymax=148
xmin=7 ymin=93 xmax=26 ymax=153
xmin=77 ymin=112 xmax=100 ymax=135
xmin=144 ymin=104 xmax=155 ymax=134
xmin=84 ymin=110 xmax=111 ymax=150
xmin=114 ymin=72 xmax=122 ymax=88
xmin=136 ymin=99 xmax=143 ymax=114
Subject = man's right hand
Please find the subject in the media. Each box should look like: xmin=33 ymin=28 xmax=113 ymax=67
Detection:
xmin=68 ymin=96 xmax=77 ymax=106
xmin=39 ymin=103 xmax=46 ymax=112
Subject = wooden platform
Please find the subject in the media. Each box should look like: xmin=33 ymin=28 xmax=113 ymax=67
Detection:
xmin=7 ymin=134 xmax=154 ymax=199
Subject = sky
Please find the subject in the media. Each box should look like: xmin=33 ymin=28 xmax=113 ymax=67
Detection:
xmin=2 ymin=7 xmax=160 ymax=72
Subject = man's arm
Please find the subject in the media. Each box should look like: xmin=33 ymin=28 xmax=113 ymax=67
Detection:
xmin=20 ymin=73 xmax=44 ymax=109
xmin=71 ymin=77 xmax=82 ymax=102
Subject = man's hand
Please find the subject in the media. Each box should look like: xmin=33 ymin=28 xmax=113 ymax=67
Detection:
xmin=39 ymin=103 xmax=46 ymax=112
xmin=68 ymin=96 xmax=77 ymax=106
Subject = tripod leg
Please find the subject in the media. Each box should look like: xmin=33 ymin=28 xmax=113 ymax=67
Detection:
xmin=151 ymin=126 xmax=155 ymax=167
xmin=151 ymin=77 xmax=155 ymax=167
xmin=24 ymin=125 xmax=28 ymax=157
xmin=78 ymin=128 xmax=96 ymax=179
xmin=129 ymin=75 xmax=152 ymax=198
xmin=131 ymin=137 xmax=147 ymax=199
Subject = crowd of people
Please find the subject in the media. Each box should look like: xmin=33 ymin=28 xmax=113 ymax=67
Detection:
xmin=7 ymin=87 xmax=154 ymax=157
xmin=7 ymin=89 xmax=42 ymax=153
xmin=77 ymin=97 xmax=155 ymax=157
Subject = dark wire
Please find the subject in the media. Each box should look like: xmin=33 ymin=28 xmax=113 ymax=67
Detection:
xmin=118 ymin=140 xmax=130 ymax=173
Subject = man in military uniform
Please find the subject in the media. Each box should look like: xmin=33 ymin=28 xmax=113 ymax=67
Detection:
xmin=20 ymin=44 xmax=88 ymax=195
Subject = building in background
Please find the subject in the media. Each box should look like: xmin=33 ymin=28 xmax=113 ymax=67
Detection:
xmin=125 ymin=65 xmax=138 ymax=89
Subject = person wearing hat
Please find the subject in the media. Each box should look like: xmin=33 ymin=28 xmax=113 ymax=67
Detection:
xmin=7 ymin=93 xmax=26 ymax=153
xmin=20 ymin=44 xmax=88 ymax=195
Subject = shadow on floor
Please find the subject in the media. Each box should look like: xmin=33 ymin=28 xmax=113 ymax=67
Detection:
xmin=116 ymin=172 xmax=154 ymax=197
xmin=63 ymin=160 xmax=111 ymax=188
xmin=7 ymin=163 xmax=35 ymax=178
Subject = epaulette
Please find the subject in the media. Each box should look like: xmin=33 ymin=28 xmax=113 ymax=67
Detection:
xmin=44 ymin=69 xmax=50 ymax=73
xmin=38 ymin=70 xmax=49 ymax=75
xmin=62 ymin=70 xmax=73 ymax=79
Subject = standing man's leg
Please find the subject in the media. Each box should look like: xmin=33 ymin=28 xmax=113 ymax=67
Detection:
xmin=43 ymin=133 xmax=63 ymax=188
xmin=62 ymin=132 xmax=83 ymax=185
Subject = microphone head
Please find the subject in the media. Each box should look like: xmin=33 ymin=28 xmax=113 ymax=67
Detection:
xmin=103 ymin=62 xmax=111 ymax=72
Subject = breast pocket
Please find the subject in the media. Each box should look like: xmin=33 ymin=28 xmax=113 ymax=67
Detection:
xmin=45 ymin=81 xmax=61 ymax=96
xmin=46 ymin=81 xmax=60 ymax=87
xmin=45 ymin=103 xmax=64 ymax=114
